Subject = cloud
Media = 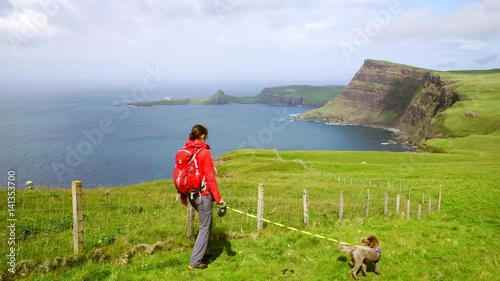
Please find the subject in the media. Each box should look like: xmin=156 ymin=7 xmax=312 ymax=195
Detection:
xmin=0 ymin=1 xmax=13 ymax=16
xmin=473 ymin=54 xmax=498 ymax=65
xmin=231 ymin=0 xmax=289 ymax=11
xmin=0 ymin=0 xmax=499 ymax=82
xmin=378 ymin=0 xmax=500 ymax=42
xmin=435 ymin=38 xmax=486 ymax=51
xmin=0 ymin=3 xmax=53 ymax=35
xmin=435 ymin=60 xmax=458 ymax=69
xmin=0 ymin=0 xmax=86 ymax=53
xmin=304 ymin=20 xmax=333 ymax=31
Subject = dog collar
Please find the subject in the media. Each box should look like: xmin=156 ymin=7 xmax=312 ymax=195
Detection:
xmin=374 ymin=248 xmax=382 ymax=255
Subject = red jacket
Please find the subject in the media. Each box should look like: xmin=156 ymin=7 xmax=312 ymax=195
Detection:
xmin=181 ymin=139 xmax=222 ymax=203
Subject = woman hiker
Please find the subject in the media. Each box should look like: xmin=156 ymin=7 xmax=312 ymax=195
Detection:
xmin=178 ymin=124 xmax=225 ymax=270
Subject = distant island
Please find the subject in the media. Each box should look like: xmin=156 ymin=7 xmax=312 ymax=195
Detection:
xmin=127 ymin=85 xmax=344 ymax=107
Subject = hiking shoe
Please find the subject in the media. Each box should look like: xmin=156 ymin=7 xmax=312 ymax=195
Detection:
xmin=188 ymin=263 xmax=208 ymax=270
xmin=203 ymin=251 xmax=212 ymax=258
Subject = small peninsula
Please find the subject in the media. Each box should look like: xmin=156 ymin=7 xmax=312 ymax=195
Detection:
xmin=127 ymin=85 xmax=344 ymax=107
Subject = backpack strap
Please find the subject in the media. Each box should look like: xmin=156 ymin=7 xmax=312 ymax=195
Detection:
xmin=188 ymin=148 xmax=206 ymax=197
xmin=189 ymin=147 xmax=205 ymax=172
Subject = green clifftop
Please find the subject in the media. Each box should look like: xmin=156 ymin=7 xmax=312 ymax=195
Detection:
xmin=126 ymin=89 xmax=240 ymax=106
xmin=302 ymin=59 xmax=500 ymax=151
xmin=128 ymin=85 xmax=343 ymax=107
xmin=255 ymin=85 xmax=343 ymax=106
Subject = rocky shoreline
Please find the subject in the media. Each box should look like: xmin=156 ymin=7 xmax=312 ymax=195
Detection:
xmin=292 ymin=113 xmax=417 ymax=151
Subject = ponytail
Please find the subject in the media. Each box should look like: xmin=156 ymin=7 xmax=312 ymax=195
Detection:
xmin=189 ymin=124 xmax=208 ymax=141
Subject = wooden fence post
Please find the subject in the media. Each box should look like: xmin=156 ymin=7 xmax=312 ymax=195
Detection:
xmin=364 ymin=189 xmax=370 ymax=217
xmin=418 ymin=203 xmax=422 ymax=220
xmin=438 ymin=184 xmax=442 ymax=212
xmin=303 ymin=189 xmax=309 ymax=224
xmin=384 ymin=192 xmax=388 ymax=216
xmin=72 ymin=180 xmax=84 ymax=253
xmin=339 ymin=191 xmax=344 ymax=219
xmin=406 ymin=199 xmax=411 ymax=220
xmin=257 ymin=184 xmax=264 ymax=231
xmin=187 ymin=203 xmax=195 ymax=241
xmin=396 ymin=194 xmax=400 ymax=214
xmin=428 ymin=198 xmax=432 ymax=214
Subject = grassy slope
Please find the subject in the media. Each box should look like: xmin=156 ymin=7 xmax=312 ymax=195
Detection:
xmin=255 ymin=85 xmax=344 ymax=106
xmin=424 ymin=69 xmax=500 ymax=155
xmin=5 ymin=149 xmax=499 ymax=281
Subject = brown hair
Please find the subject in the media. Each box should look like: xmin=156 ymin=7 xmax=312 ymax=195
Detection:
xmin=189 ymin=124 xmax=208 ymax=141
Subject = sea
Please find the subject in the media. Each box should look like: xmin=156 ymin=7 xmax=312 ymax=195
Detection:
xmin=0 ymin=81 xmax=411 ymax=188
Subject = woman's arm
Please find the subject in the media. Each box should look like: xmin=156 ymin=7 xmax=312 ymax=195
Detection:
xmin=200 ymin=149 xmax=222 ymax=203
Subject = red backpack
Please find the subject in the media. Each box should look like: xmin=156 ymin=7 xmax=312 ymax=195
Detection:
xmin=173 ymin=147 xmax=206 ymax=195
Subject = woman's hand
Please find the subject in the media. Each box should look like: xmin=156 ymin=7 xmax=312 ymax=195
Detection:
xmin=216 ymin=199 xmax=227 ymax=217
xmin=181 ymin=197 xmax=188 ymax=206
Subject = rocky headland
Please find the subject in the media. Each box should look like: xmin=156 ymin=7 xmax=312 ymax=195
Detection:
xmin=301 ymin=59 xmax=463 ymax=146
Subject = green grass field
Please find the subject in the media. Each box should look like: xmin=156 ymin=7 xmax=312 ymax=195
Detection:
xmin=1 ymin=148 xmax=499 ymax=281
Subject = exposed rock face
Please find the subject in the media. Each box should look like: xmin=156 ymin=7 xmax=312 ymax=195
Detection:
xmin=259 ymin=90 xmax=304 ymax=106
xmin=302 ymin=59 xmax=462 ymax=145
xmin=464 ymin=111 xmax=481 ymax=118
xmin=267 ymin=94 xmax=304 ymax=106
xmin=211 ymin=90 xmax=229 ymax=104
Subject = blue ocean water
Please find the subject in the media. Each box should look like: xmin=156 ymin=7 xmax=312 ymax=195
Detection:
xmin=0 ymin=83 xmax=410 ymax=188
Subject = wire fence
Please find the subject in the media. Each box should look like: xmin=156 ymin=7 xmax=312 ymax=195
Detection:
xmin=1 ymin=180 xmax=442 ymax=268
xmin=222 ymin=182 xmax=441 ymax=230
xmin=1 ymin=188 xmax=183 ymax=262
xmin=1 ymin=149 xmax=443 ymax=277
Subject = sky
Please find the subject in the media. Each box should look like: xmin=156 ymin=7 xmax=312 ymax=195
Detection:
xmin=1 ymin=0 xmax=499 ymax=86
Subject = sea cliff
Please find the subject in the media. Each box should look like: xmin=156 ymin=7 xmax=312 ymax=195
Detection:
xmin=301 ymin=59 xmax=462 ymax=145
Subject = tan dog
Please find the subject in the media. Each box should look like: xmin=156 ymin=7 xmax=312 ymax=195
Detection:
xmin=339 ymin=235 xmax=381 ymax=280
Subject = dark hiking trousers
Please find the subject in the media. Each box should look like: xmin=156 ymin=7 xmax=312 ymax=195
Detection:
xmin=188 ymin=194 xmax=213 ymax=267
